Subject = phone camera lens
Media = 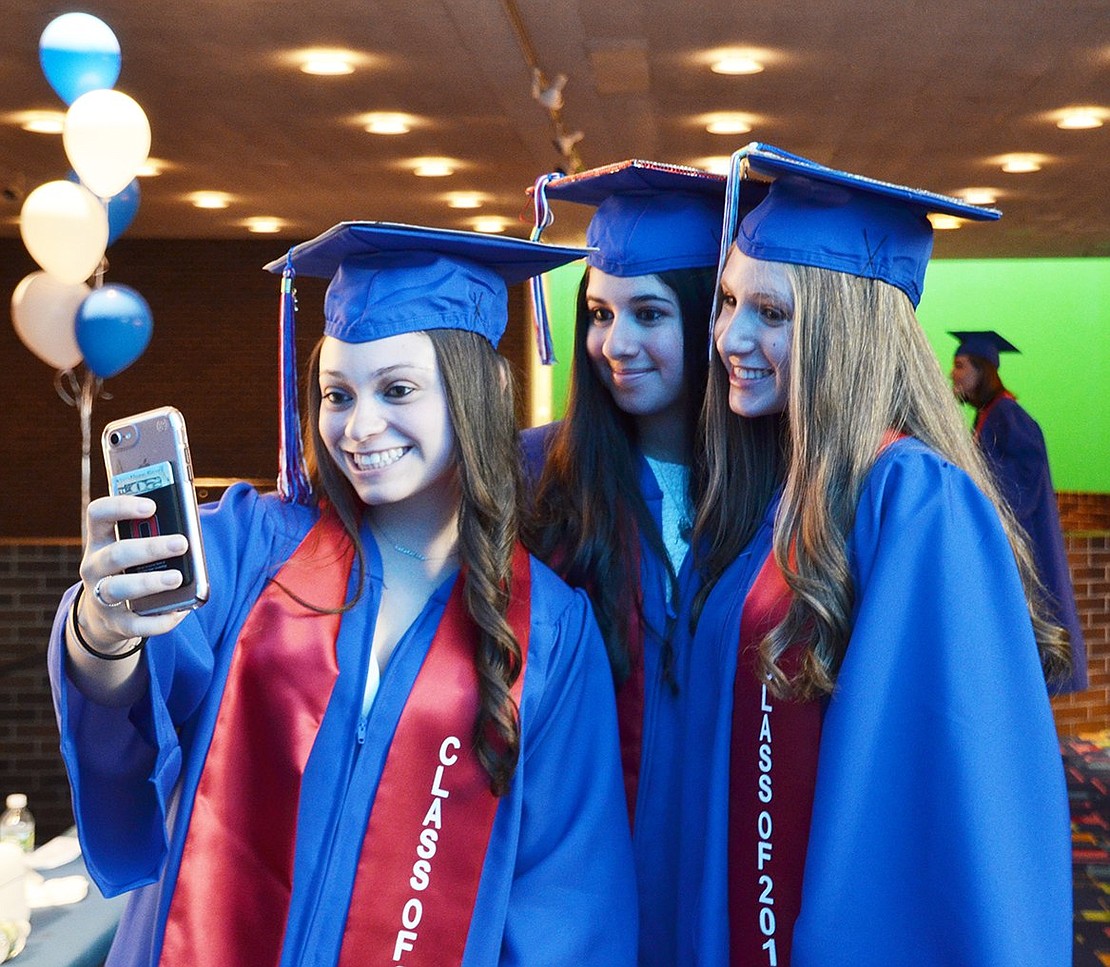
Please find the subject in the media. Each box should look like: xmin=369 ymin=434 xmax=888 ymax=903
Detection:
xmin=109 ymin=432 xmax=122 ymax=446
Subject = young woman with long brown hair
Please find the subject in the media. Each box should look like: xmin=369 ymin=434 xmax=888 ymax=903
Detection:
xmin=680 ymin=145 xmax=1072 ymax=966
xmin=48 ymin=223 xmax=637 ymax=967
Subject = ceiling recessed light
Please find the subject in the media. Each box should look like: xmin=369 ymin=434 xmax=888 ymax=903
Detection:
xmin=292 ymin=48 xmax=359 ymax=75
xmin=694 ymin=46 xmax=779 ymax=77
xmin=6 ymin=110 xmax=66 ymax=134
xmin=361 ymin=112 xmax=414 ymax=135
xmin=703 ymin=113 xmax=755 ymax=135
xmin=955 ymin=187 xmax=1000 ymax=205
xmin=472 ymin=216 xmax=508 ymax=234
xmin=188 ymin=191 xmax=233 ymax=209
xmin=302 ymin=58 xmax=354 ymax=76
xmin=243 ymin=216 xmax=284 ymax=234
xmin=996 ymin=153 xmax=1046 ymax=173
xmin=711 ymin=56 xmax=764 ymax=76
xmin=928 ymin=214 xmax=964 ymax=230
xmin=446 ymin=192 xmax=487 ymax=209
xmin=411 ymin=158 xmax=456 ymax=178
xmin=136 ymin=157 xmax=171 ymax=177
xmin=1054 ymin=107 xmax=1106 ymax=130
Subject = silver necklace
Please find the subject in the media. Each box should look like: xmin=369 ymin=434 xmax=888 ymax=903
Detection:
xmin=375 ymin=522 xmax=458 ymax=563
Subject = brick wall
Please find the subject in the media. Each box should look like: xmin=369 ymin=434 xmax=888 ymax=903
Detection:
xmin=0 ymin=540 xmax=81 ymax=841
xmin=1051 ymin=492 xmax=1110 ymax=734
xmin=1058 ymin=492 xmax=1110 ymax=532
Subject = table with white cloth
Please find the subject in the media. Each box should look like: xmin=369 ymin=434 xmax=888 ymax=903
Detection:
xmin=16 ymin=832 xmax=125 ymax=967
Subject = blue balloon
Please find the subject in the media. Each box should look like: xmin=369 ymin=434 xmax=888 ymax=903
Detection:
xmin=106 ymin=179 xmax=141 ymax=244
xmin=39 ymin=14 xmax=121 ymax=105
xmin=75 ymin=285 xmax=153 ymax=379
xmin=66 ymin=172 xmax=141 ymax=244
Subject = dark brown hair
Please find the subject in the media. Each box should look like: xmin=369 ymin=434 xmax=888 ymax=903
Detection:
xmin=525 ymin=265 xmax=715 ymax=685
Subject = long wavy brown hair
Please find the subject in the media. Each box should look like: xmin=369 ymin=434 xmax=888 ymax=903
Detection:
xmin=695 ymin=259 xmax=1070 ymax=699
xmin=524 ymin=265 xmax=716 ymax=686
xmin=304 ymin=328 xmax=525 ymax=796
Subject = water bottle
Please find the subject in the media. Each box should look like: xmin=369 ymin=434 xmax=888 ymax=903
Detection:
xmin=0 ymin=795 xmax=34 ymax=854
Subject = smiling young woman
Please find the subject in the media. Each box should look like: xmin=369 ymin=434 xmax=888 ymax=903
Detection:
xmin=682 ymin=144 xmax=1071 ymax=967
xmin=713 ymin=252 xmax=794 ymax=420
xmin=48 ymin=222 xmax=637 ymax=967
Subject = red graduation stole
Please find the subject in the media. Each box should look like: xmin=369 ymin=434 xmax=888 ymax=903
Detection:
xmin=728 ymin=431 xmax=905 ymax=965
xmin=614 ymin=540 xmax=644 ymax=827
xmin=161 ymin=510 xmax=352 ymax=967
xmin=973 ymin=389 xmax=1015 ymax=438
xmin=338 ymin=543 xmax=531 ymax=967
xmin=727 ymin=549 xmax=822 ymax=967
xmin=160 ymin=511 xmax=530 ymax=967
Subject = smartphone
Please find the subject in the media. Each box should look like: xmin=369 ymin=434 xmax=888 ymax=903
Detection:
xmin=102 ymin=406 xmax=210 ymax=615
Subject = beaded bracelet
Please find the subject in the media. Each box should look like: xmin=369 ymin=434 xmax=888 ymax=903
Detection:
xmin=70 ymin=584 xmax=147 ymax=661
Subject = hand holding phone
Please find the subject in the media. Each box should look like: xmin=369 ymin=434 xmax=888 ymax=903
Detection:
xmin=102 ymin=407 xmax=210 ymax=615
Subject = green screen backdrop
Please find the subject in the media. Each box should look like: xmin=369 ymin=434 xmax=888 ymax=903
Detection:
xmin=539 ymin=258 xmax=1109 ymax=494
xmin=917 ymin=258 xmax=1108 ymax=494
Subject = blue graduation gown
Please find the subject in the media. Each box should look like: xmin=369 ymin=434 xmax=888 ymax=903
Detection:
xmin=679 ymin=439 xmax=1071 ymax=966
xmin=48 ymin=484 xmax=637 ymax=967
xmin=977 ymin=394 xmax=1087 ymax=692
xmin=520 ymin=424 xmax=700 ymax=967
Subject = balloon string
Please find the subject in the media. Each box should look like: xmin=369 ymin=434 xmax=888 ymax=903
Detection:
xmin=54 ymin=367 xmax=107 ymax=540
xmin=94 ymin=256 xmax=108 ymax=289
xmin=54 ymin=368 xmax=80 ymax=406
xmin=77 ymin=370 xmax=100 ymax=544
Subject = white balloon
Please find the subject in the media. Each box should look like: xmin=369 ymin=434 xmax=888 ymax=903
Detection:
xmin=19 ymin=180 xmax=109 ymax=284
xmin=63 ymin=89 xmax=151 ymax=199
xmin=10 ymin=271 xmax=89 ymax=370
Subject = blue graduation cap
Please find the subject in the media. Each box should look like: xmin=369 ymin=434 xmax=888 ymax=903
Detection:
xmin=718 ymin=143 xmax=1001 ymax=308
xmin=527 ymin=160 xmax=762 ymax=362
xmin=535 ymin=160 xmax=734 ymax=276
xmin=949 ymin=329 xmax=1020 ymax=367
xmin=262 ymin=221 xmax=590 ymax=503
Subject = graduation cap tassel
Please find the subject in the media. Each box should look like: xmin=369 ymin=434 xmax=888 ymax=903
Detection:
xmin=277 ymin=253 xmax=313 ymax=504
xmin=529 ymin=172 xmax=560 ymax=365
xmin=708 ymin=148 xmax=751 ymax=360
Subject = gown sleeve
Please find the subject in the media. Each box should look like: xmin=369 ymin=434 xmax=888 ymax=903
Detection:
xmin=47 ymin=484 xmax=293 ymax=896
xmin=497 ymin=569 xmax=638 ymax=966
xmin=791 ymin=442 xmax=1071 ymax=967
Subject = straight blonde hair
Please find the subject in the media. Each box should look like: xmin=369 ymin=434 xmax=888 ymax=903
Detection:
xmin=696 ymin=260 xmax=1069 ymax=698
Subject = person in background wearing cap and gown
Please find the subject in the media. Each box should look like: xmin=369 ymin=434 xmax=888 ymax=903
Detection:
xmin=46 ymin=223 xmax=638 ymax=967
xmin=522 ymin=161 xmax=753 ymax=966
xmin=682 ymin=144 xmax=1072 ymax=966
xmin=950 ymin=329 xmax=1087 ymax=693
